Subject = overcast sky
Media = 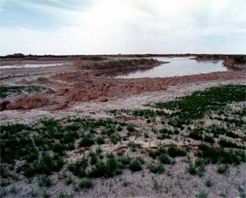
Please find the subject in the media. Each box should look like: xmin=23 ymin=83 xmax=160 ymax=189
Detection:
xmin=0 ymin=0 xmax=246 ymax=55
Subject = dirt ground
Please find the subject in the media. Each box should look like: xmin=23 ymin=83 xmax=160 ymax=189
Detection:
xmin=1 ymin=56 xmax=245 ymax=115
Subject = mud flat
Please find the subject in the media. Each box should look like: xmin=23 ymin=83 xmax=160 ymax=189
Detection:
xmin=0 ymin=55 xmax=246 ymax=198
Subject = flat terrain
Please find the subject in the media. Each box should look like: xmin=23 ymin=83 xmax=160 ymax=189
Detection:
xmin=0 ymin=55 xmax=246 ymax=198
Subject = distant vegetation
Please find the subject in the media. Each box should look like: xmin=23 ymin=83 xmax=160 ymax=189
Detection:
xmin=85 ymin=58 xmax=159 ymax=70
xmin=232 ymin=55 xmax=246 ymax=64
xmin=79 ymin=55 xmax=106 ymax=61
xmin=3 ymin=53 xmax=26 ymax=59
xmin=196 ymin=54 xmax=246 ymax=64
xmin=2 ymin=53 xmax=245 ymax=64
xmin=0 ymin=53 xmax=106 ymax=61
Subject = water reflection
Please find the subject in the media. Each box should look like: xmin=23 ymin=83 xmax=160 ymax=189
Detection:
xmin=0 ymin=62 xmax=68 ymax=69
xmin=116 ymin=57 xmax=227 ymax=78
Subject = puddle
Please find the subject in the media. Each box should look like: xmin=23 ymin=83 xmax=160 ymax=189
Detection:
xmin=0 ymin=62 xmax=69 ymax=69
xmin=116 ymin=57 xmax=228 ymax=78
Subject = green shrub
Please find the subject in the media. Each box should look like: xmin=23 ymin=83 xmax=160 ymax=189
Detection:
xmin=110 ymin=134 xmax=121 ymax=144
xmin=148 ymin=147 xmax=166 ymax=159
xmin=89 ymin=152 xmax=98 ymax=165
xmin=89 ymin=155 xmax=124 ymax=178
xmin=203 ymin=135 xmax=214 ymax=143
xmin=187 ymin=159 xmax=205 ymax=176
xmin=148 ymin=163 xmax=165 ymax=174
xmin=198 ymin=144 xmax=246 ymax=164
xmin=79 ymin=137 xmax=94 ymax=147
xmin=9 ymin=186 xmax=18 ymax=194
xmin=127 ymin=125 xmax=135 ymax=133
xmin=217 ymin=164 xmax=228 ymax=174
xmin=205 ymin=179 xmax=214 ymax=188
xmin=128 ymin=143 xmax=141 ymax=152
xmin=219 ymin=138 xmax=241 ymax=148
xmin=189 ymin=129 xmax=203 ymax=140
xmin=158 ymin=128 xmax=173 ymax=139
xmin=68 ymin=159 xmax=87 ymax=178
xmin=159 ymin=154 xmax=174 ymax=164
xmin=43 ymin=192 xmax=50 ymax=198
xmin=129 ymin=159 xmax=142 ymax=172
xmin=38 ymin=175 xmax=52 ymax=187
xmin=167 ymin=147 xmax=186 ymax=157
xmin=24 ymin=154 xmax=64 ymax=177
xmin=61 ymin=131 xmax=78 ymax=144
xmin=196 ymin=191 xmax=208 ymax=198
xmin=79 ymin=178 xmax=93 ymax=189
xmin=65 ymin=176 xmax=73 ymax=185
xmin=226 ymin=131 xmax=240 ymax=139
xmin=96 ymin=137 xmax=105 ymax=145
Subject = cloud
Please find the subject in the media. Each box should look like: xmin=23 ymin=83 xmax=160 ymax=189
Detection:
xmin=0 ymin=0 xmax=246 ymax=55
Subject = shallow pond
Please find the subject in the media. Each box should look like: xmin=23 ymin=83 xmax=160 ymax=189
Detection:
xmin=116 ymin=57 xmax=228 ymax=78
xmin=0 ymin=62 xmax=69 ymax=69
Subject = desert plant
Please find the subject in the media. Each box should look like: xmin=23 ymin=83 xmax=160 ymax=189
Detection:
xmin=159 ymin=154 xmax=174 ymax=164
xmin=167 ymin=147 xmax=186 ymax=157
xmin=148 ymin=163 xmax=165 ymax=174
xmin=79 ymin=178 xmax=93 ymax=189
xmin=129 ymin=159 xmax=142 ymax=172
xmin=68 ymin=159 xmax=87 ymax=178
xmin=205 ymin=179 xmax=214 ymax=188
xmin=38 ymin=175 xmax=52 ymax=187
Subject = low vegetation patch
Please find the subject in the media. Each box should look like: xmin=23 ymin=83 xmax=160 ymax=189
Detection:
xmin=84 ymin=58 xmax=159 ymax=70
xmin=0 ymin=85 xmax=43 ymax=98
xmin=1 ymin=84 xmax=245 ymax=197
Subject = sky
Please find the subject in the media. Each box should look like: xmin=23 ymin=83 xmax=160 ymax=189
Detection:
xmin=0 ymin=0 xmax=246 ymax=55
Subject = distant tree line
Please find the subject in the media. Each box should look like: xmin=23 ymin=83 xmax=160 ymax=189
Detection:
xmin=196 ymin=54 xmax=246 ymax=64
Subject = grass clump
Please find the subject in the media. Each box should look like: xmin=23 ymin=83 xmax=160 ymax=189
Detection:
xmin=24 ymin=154 xmax=64 ymax=177
xmin=158 ymin=128 xmax=173 ymax=139
xmin=38 ymin=175 xmax=52 ymax=187
xmin=196 ymin=191 xmax=208 ymax=198
xmin=79 ymin=178 xmax=93 ymax=189
xmin=129 ymin=159 xmax=142 ymax=172
xmin=159 ymin=154 xmax=174 ymax=164
xmin=79 ymin=136 xmax=94 ymax=147
xmin=126 ymin=125 xmax=135 ymax=133
xmin=219 ymin=138 xmax=242 ymax=149
xmin=148 ymin=148 xmax=166 ymax=159
xmin=68 ymin=159 xmax=87 ymax=178
xmin=65 ymin=176 xmax=73 ymax=185
xmin=198 ymin=144 xmax=246 ymax=165
xmin=203 ymin=135 xmax=215 ymax=143
xmin=205 ymin=179 xmax=214 ymax=188
xmin=96 ymin=137 xmax=105 ymax=145
xmin=167 ymin=147 xmax=187 ymax=158
xmin=148 ymin=163 xmax=165 ymax=174
xmin=217 ymin=164 xmax=229 ymax=174
xmin=226 ymin=131 xmax=240 ymax=139
xmin=189 ymin=128 xmax=203 ymax=140
xmin=187 ymin=159 xmax=205 ymax=176
xmin=128 ymin=142 xmax=141 ymax=152
xmin=89 ymin=154 xmax=125 ymax=178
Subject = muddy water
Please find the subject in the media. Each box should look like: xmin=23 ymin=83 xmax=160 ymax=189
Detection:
xmin=0 ymin=62 xmax=69 ymax=69
xmin=116 ymin=57 xmax=228 ymax=78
